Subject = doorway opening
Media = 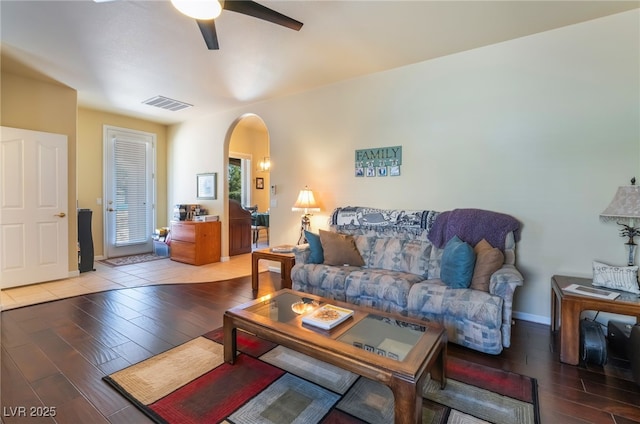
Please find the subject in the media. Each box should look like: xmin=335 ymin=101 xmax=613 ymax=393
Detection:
xmin=103 ymin=125 xmax=156 ymax=259
xmin=227 ymin=114 xmax=270 ymax=255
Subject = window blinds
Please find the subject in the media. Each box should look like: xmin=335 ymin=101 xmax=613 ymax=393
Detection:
xmin=114 ymin=138 xmax=148 ymax=246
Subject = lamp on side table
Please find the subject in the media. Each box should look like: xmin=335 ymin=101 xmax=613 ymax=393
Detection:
xmin=292 ymin=186 xmax=320 ymax=245
xmin=600 ymin=178 xmax=640 ymax=266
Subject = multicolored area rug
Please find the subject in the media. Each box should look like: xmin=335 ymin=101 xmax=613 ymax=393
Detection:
xmin=100 ymin=253 xmax=168 ymax=267
xmin=104 ymin=328 xmax=540 ymax=424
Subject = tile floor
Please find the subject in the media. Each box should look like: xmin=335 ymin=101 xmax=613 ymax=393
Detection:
xmin=0 ymin=251 xmax=269 ymax=311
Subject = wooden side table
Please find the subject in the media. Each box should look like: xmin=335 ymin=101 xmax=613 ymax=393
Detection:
xmin=551 ymin=275 xmax=640 ymax=365
xmin=251 ymin=248 xmax=295 ymax=292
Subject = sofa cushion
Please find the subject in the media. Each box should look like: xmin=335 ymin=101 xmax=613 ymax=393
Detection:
xmin=408 ymin=281 xmax=503 ymax=330
xmin=440 ymin=236 xmax=476 ymax=288
xmin=368 ymin=238 xmax=432 ymax=277
xmin=320 ymin=230 xmax=365 ymax=266
xmin=304 ymin=231 xmax=324 ymax=264
xmin=345 ymin=269 xmax=425 ymax=310
xmin=471 ymin=239 xmax=504 ymax=292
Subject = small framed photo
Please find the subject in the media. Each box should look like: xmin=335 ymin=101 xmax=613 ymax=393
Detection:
xmin=256 ymin=177 xmax=264 ymax=189
xmin=365 ymin=166 xmax=376 ymax=177
xmin=377 ymin=166 xmax=387 ymax=177
xmin=197 ymin=173 xmax=217 ymax=199
xmin=389 ymin=165 xmax=401 ymax=176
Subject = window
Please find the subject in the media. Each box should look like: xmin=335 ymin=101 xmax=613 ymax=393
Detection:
xmin=228 ymin=153 xmax=252 ymax=206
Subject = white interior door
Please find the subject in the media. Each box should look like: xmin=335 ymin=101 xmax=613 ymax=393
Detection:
xmin=104 ymin=126 xmax=155 ymax=258
xmin=0 ymin=126 xmax=69 ymax=289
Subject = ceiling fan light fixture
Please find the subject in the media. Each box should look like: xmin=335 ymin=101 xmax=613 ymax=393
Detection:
xmin=171 ymin=0 xmax=222 ymax=20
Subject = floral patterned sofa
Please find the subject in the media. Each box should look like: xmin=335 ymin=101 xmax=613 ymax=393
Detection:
xmin=291 ymin=206 xmax=523 ymax=354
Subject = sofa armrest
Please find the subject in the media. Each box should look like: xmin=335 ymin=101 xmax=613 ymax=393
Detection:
xmin=489 ymin=264 xmax=523 ymax=293
xmin=489 ymin=264 xmax=524 ymax=348
xmin=292 ymin=244 xmax=311 ymax=264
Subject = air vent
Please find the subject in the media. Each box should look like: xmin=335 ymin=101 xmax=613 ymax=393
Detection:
xmin=142 ymin=96 xmax=193 ymax=112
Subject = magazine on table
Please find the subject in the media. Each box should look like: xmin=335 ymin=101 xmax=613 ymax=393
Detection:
xmin=302 ymin=304 xmax=354 ymax=330
xmin=270 ymin=245 xmax=294 ymax=253
xmin=563 ymin=283 xmax=620 ymax=300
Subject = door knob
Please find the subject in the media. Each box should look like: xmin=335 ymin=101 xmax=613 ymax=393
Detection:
xmin=54 ymin=212 xmax=66 ymax=218
xmin=107 ymin=208 xmax=115 ymax=212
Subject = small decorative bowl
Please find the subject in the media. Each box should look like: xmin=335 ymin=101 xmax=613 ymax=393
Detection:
xmin=291 ymin=299 xmax=319 ymax=314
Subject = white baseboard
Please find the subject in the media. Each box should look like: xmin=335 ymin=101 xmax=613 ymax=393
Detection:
xmin=268 ymin=265 xmax=282 ymax=273
xmin=513 ymin=311 xmax=549 ymax=326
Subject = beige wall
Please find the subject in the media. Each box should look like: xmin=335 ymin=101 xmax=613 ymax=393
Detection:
xmin=77 ymin=108 xmax=168 ymax=257
xmin=0 ymin=67 xmax=79 ymax=273
xmin=168 ymin=10 xmax=640 ymax=323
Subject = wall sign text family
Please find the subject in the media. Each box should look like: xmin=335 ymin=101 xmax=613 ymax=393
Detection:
xmin=355 ymin=146 xmax=402 ymax=177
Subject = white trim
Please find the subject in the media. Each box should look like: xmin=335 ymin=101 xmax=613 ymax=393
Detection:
xmin=513 ymin=311 xmax=549 ymax=325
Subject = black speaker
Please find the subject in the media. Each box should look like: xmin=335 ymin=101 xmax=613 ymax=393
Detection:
xmin=630 ymin=325 xmax=640 ymax=385
xmin=608 ymin=320 xmax=640 ymax=385
xmin=607 ymin=320 xmax=632 ymax=359
xmin=78 ymin=209 xmax=95 ymax=273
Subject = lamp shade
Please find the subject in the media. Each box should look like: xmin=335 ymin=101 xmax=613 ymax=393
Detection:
xmin=171 ymin=0 xmax=222 ymax=20
xmin=292 ymin=187 xmax=320 ymax=213
xmin=600 ymin=185 xmax=640 ymax=222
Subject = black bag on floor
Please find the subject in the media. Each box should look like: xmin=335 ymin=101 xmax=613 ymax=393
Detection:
xmin=580 ymin=319 xmax=607 ymax=365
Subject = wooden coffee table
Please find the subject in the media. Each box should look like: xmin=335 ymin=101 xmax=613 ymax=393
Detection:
xmin=224 ymin=289 xmax=447 ymax=424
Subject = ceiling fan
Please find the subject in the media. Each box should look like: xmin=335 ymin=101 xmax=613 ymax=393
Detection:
xmin=171 ymin=0 xmax=303 ymax=50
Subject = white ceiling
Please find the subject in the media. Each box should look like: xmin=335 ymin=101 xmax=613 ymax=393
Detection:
xmin=2 ymin=0 xmax=638 ymax=125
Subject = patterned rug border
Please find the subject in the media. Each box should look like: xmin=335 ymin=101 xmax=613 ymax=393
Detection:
xmin=104 ymin=329 xmax=540 ymax=424
xmin=99 ymin=253 xmax=169 ymax=267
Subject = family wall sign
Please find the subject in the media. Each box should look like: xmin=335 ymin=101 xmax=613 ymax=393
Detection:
xmin=355 ymin=146 xmax=402 ymax=177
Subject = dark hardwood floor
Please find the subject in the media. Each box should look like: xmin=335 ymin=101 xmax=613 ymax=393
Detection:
xmin=2 ymin=272 xmax=639 ymax=423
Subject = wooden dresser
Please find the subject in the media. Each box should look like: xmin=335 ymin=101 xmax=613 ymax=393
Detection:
xmin=170 ymin=221 xmax=221 ymax=265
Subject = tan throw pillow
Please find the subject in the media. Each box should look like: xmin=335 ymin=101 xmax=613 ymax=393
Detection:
xmin=319 ymin=229 xmax=365 ymax=267
xmin=471 ymin=239 xmax=504 ymax=292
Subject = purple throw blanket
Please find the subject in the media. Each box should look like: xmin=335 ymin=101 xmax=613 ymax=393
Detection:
xmin=427 ymin=208 xmax=521 ymax=250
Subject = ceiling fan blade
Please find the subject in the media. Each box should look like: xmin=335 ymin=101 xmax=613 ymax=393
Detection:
xmin=197 ymin=19 xmax=220 ymax=50
xmin=223 ymin=0 xmax=303 ymax=31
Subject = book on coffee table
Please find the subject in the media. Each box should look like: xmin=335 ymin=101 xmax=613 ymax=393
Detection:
xmin=302 ymin=304 xmax=354 ymax=330
xmin=563 ymin=283 xmax=620 ymax=300
xmin=270 ymin=245 xmax=295 ymax=253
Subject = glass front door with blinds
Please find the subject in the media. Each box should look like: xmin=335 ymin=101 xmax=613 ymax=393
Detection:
xmin=104 ymin=126 xmax=156 ymax=258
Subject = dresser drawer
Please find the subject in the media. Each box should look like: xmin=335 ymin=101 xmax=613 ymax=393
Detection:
xmin=170 ymin=222 xmax=196 ymax=243
xmin=169 ymin=240 xmax=196 ymax=264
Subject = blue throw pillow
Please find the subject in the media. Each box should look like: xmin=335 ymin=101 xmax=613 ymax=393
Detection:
xmin=440 ymin=235 xmax=476 ymax=289
xmin=305 ymin=230 xmax=324 ymax=264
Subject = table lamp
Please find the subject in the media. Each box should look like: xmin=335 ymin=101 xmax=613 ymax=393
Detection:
xmin=600 ymin=178 xmax=640 ymax=265
xmin=292 ymin=186 xmax=320 ymax=244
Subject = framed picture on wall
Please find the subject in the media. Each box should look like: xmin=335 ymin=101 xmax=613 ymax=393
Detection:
xmin=256 ymin=177 xmax=264 ymax=189
xmin=197 ymin=173 xmax=217 ymax=199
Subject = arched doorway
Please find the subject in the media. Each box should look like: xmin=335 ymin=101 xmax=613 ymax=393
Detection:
xmin=227 ymin=114 xmax=270 ymax=255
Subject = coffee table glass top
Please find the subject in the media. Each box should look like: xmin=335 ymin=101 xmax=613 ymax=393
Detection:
xmin=338 ymin=315 xmax=426 ymax=361
xmin=243 ymin=290 xmax=427 ymax=361
xmin=244 ymin=292 xmax=302 ymax=323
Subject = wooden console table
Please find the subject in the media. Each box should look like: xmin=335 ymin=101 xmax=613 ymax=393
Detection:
xmin=251 ymin=248 xmax=295 ymax=292
xmin=551 ymin=274 xmax=640 ymax=365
